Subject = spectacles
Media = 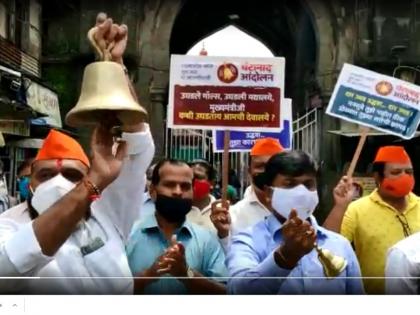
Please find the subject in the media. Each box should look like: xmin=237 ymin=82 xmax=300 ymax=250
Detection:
xmin=396 ymin=214 xmax=412 ymax=237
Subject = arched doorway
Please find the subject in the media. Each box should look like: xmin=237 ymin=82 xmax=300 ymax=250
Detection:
xmin=187 ymin=25 xmax=275 ymax=57
xmin=170 ymin=0 xmax=318 ymax=110
xmin=166 ymin=1 xmax=319 ymax=197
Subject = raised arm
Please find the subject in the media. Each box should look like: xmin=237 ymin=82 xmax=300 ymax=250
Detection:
xmin=323 ymin=176 xmax=354 ymax=232
xmin=0 ymin=125 xmax=126 ymax=280
xmin=89 ymin=13 xmax=154 ymax=240
xmin=91 ymin=123 xmax=154 ymax=241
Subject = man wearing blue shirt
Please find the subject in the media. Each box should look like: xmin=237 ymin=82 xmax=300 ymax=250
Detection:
xmin=227 ymin=151 xmax=364 ymax=294
xmin=138 ymin=163 xmax=156 ymax=221
xmin=127 ymin=159 xmax=227 ymax=294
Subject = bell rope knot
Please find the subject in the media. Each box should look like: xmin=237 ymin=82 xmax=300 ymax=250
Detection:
xmin=87 ymin=27 xmax=114 ymax=62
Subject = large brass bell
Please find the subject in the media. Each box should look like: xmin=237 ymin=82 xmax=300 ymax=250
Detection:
xmin=65 ymin=61 xmax=147 ymax=127
xmin=315 ymin=243 xmax=347 ymax=279
xmin=65 ymin=13 xmax=147 ymax=127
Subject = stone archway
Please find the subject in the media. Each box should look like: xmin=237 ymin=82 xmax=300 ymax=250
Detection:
xmin=169 ymin=0 xmax=319 ymax=106
xmin=136 ymin=0 xmax=348 ymax=167
xmin=186 ymin=25 xmax=275 ymax=57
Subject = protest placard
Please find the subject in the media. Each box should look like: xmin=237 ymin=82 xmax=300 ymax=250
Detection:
xmin=327 ymin=63 xmax=420 ymax=139
xmin=353 ymin=177 xmax=377 ymax=197
xmin=212 ymin=98 xmax=293 ymax=152
xmin=168 ymin=55 xmax=285 ymax=131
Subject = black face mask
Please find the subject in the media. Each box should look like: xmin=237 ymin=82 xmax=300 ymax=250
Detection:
xmin=155 ymin=194 xmax=192 ymax=223
xmin=252 ymin=172 xmax=266 ymax=190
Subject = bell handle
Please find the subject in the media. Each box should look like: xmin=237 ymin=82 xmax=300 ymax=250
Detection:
xmin=88 ymin=27 xmax=103 ymax=60
xmin=105 ymin=40 xmax=116 ymax=61
xmin=87 ymin=27 xmax=113 ymax=61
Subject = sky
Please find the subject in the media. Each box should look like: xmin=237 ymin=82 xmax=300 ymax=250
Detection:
xmin=187 ymin=25 xmax=274 ymax=57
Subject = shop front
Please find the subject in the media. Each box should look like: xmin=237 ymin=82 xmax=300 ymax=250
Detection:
xmin=0 ymin=64 xmax=62 ymax=200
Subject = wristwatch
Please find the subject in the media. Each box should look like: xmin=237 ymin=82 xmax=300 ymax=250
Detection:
xmin=186 ymin=266 xmax=194 ymax=278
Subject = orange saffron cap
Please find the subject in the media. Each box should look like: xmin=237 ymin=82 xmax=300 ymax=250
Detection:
xmin=374 ymin=146 xmax=411 ymax=164
xmin=250 ymin=137 xmax=284 ymax=156
xmin=35 ymin=129 xmax=90 ymax=167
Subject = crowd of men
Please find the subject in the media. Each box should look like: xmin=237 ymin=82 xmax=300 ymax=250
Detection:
xmin=1 ymin=13 xmax=420 ymax=295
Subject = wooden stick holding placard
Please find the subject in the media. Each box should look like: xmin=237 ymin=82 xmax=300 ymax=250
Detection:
xmin=222 ymin=131 xmax=230 ymax=206
xmin=346 ymin=126 xmax=370 ymax=178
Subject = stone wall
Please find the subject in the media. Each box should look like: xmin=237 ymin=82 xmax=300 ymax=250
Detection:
xmin=41 ymin=0 xmax=359 ymax=220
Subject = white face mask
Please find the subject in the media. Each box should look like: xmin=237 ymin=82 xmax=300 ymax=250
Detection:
xmin=270 ymin=184 xmax=319 ymax=220
xmin=31 ymin=174 xmax=76 ymax=215
xmin=0 ymin=174 xmax=8 ymax=195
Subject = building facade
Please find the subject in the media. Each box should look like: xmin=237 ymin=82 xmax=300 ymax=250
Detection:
xmin=0 ymin=0 xmax=61 ymax=198
xmin=38 ymin=0 xmax=420 ymax=219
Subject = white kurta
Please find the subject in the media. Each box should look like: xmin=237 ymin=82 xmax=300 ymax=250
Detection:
xmin=187 ymin=195 xmax=217 ymax=233
xmin=385 ymin=231 xmax=420 ymax=294
xmin=0 ymin=127 xmax=154 ymax=294
xmin=219 ymin=187 xmax=271 ymax=253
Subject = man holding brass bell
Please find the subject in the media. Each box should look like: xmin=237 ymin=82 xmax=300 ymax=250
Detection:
xmin=0 ymin=13 xmax=155 ymax=294
xmin=227 ymin=151 xmax=364 ymax=294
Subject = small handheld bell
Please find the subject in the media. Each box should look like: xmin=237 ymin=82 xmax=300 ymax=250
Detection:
xmin=315 ymin=243 xmax=347 ymax=279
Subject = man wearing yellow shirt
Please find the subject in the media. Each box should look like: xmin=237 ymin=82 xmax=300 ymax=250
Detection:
xmin=323 ymin=146 xmax=420 ymax=294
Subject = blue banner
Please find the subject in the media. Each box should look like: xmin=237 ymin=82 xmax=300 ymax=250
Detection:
xmin=329 ymin=86 xmax=420 ymax=138
xmin=327 ymin=64 xmax=420 ymax=139
xmin=213 ymin=120 xmax=292 ymax=152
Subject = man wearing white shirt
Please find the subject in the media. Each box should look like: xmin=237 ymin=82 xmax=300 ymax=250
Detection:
xmin=187 ymin=160 xmax=217 ymax=232
xmin=0 ymin=14 xmax=155 ymax=294
xmin=385 ymin=231 xmax=420 ymax=294
xmin=0 ymin=123 xmax=154 ymax=294
xmin=211 ymin=138 xmax=284 ymax=251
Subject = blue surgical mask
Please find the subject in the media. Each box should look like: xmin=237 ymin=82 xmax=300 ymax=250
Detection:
xmin=18 ymin=176 xmax=30 ymax=201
